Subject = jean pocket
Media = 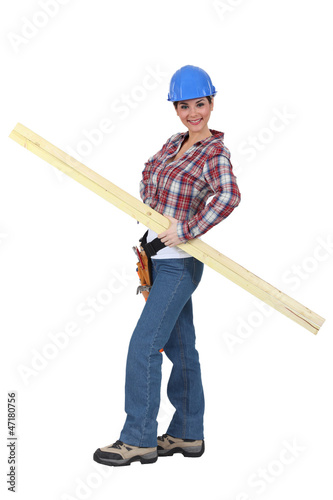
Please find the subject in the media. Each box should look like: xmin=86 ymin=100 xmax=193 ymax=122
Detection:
xmin=191 ymin=258 xmax=204 ymax=286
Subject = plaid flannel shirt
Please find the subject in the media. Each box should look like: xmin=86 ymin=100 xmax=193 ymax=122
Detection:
xmin=139 ymin=129 xmax=241 ymax=243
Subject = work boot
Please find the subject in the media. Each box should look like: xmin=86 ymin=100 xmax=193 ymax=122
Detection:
xmin=157 ymin=434 xmax=205 ymax=457
xmin=93 ymin=440 xmax=158 ymax=467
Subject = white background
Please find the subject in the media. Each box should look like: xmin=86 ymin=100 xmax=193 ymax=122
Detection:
xmin=1 ymin=1 xmax=332 ymax=499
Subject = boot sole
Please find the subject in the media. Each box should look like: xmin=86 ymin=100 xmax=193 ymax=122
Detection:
xmin=157 ymin=441 xmax=205 ymax=458
xmin=93 ymin=450 xmax=158 ymax=467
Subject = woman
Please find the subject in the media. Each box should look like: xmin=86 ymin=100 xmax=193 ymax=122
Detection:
xmin=93 ymin=65 xmax=241 ymax=467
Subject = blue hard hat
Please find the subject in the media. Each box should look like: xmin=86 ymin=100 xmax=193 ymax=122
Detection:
xmin=167 ymin=65 xmax=217 ymax=102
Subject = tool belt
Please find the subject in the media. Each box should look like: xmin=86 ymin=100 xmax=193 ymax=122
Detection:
xmin=133 ymin=231 xmax=166 ymax=301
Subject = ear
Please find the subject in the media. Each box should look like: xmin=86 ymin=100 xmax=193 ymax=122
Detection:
xmin=210 ymin=97 xmax=214 ymax=111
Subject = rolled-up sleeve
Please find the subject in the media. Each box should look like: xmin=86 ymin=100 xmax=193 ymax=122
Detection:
xmin=177 ymin=153 xmax=241 ymax=242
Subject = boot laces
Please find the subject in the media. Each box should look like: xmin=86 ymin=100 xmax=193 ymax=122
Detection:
xmin=110 ymin=440 xmax=124 ymax=449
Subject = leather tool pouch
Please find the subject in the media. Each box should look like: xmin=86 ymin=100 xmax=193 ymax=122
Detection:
xmin=136 ymin=248 xmax=152 ymax=301
xmin=135 ymin=231 xmax=166 ymax=301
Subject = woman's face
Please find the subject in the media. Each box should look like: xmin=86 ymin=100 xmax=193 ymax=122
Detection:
xmin=175 ymin=97 xmax=214 ymax=134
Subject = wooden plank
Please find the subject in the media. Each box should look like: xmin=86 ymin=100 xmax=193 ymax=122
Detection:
xmin=9 ymin=123 xmax=325 ymax=335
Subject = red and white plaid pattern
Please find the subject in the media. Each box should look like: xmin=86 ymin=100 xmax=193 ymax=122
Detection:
xmin=140 ymin=129 xmax=241 ymax=242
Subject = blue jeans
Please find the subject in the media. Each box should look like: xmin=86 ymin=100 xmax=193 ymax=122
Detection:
xmin=119 ymin=257 xmax=205 ymax=447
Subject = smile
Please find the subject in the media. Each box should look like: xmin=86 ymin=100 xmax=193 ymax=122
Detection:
xmin=188 ymin=119 xmax=202 ymax=125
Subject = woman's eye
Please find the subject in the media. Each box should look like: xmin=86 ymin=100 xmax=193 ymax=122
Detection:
xmin=197 ymin=103 xmax=204 ymax=107
xmin=181 ymin=105 xmax=188 ymax=109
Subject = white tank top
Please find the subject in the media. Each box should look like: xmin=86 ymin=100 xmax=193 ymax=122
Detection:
xmin=146 ymin=229 xmax=191 ymax=259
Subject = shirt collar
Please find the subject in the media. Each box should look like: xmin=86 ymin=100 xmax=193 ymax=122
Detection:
xmin=179 ymin=129 xmax=224 ymax=146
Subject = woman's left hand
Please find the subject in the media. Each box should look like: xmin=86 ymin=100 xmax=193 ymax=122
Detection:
xmin=158 ymin=215 xmax=183 ymax=247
